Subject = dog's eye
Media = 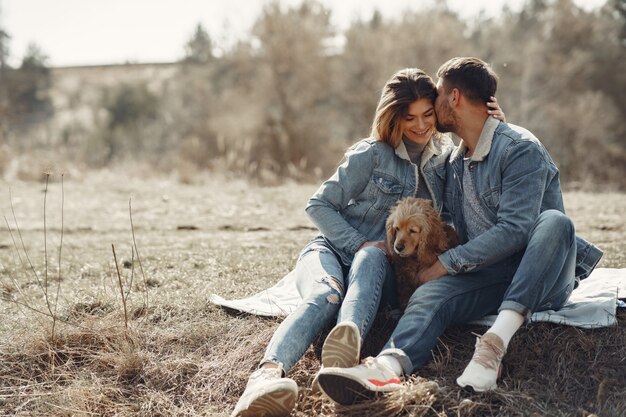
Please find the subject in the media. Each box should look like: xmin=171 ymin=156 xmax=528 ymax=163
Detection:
xmin=394 ymin=226 xmax=399 ymax=232
xmin=409 ymin=228 xmax=420 ymax=234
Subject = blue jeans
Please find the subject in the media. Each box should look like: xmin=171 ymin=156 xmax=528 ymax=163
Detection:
xmin=380 ymin=210 xmax=577 ymax=374
xmin=261 ymin=238 xmax=395 ymax=373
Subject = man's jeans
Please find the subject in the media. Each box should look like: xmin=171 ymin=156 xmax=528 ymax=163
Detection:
xmin=380 ymin=209 xmax=577 ymax=374
xmin=261 ymin=238 xmax=394 ymax=373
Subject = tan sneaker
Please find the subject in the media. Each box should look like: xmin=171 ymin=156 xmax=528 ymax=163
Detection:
xmin=231 ymin=366 xmax=298 ymax=417
xmin=456 ymin=332 xmax=506 ymax=392
xmin=322 ymin=321 xmax=362 ymax=368
xmin=311 ymin=321 xmax=361 ymax=393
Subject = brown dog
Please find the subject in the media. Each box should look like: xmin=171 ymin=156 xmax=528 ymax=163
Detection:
xmin=385 ymin=197 xmax=459 ymax=310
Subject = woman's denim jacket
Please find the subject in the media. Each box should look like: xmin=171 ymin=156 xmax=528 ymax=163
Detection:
xmin=439 ymin=117 xmax=602 ymax=284
xmin=305 ymin=135 xmax=454 ymax=265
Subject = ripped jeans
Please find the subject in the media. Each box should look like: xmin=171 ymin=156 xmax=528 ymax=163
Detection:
xmin=261 ymin=237 xmax=394 ymax=373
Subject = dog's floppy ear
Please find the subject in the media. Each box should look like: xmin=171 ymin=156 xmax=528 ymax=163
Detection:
xmin=422 ymin=199 xmax=449 ymax=253
xmin=434 ymin=218 xmax=450 ymax=253
xmin=385 ymin=210 xmax=397 ymax=252
xmin=415 ymin=207 xmax=448 ymax=266
xmin=428 ymin=215 xmax=449 ymax=254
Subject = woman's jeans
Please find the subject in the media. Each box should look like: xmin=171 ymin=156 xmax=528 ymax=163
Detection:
xmin=261 ymin=238 xmax=394 ymax=373
xmin=380 ymin=209 xmax=577 ymax=374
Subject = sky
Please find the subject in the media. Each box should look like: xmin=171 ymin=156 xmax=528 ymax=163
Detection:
xmin=0 ymin=0 xmax=607 ymax=67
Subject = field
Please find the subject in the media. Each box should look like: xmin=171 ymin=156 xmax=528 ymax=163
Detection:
xmin=0 ymin=172 xmax=625 ymax=416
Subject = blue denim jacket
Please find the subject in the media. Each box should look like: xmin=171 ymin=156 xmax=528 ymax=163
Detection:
xmin=439 ymin=117 xmax=602 ymax=282
xmin=305 ymin=135 xmax=454 ymax=265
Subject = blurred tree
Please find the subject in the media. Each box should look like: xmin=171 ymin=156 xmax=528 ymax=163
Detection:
xmin=250 ymin=0 xmax=336 ymax=178
xmin=13 ymin=43 xmax=53 ymax=126
xmin=537 ymin=0 xmax=625 ymax=186
xmin=395 ymin=7 xmax=470 ymax=73
xmin=0 ymin=3 xmax=8 ymax=69
xmin=169 ymin=23 xmax=222 ymax=170
xmin=336 ymin=12 xmax=399 ymax=142
xmin=184 ymin=23 xmax=214 ymax=65
xmin=90 ymin=82 xmax=161 ymax=165
xmin=0 ymin=42 xmax=53 ymax=147
xmin=470 ymin=0 xmax=548 ymax=128
xmin=0 ymin=7 xmax=10 ymax=142
xmin=1 ymin=0 xmax=619 ymax=188
xmin=0 ymin=28 xmax=8 ymax=69
xmin=594 ymin=0 xmax=626 ymax=124
xmin=170 ymin=63 xmax=219 ymax=169
xmin=475 ymin=0 xmax=626 ymax=187
xmin=612 ymin=0 xmax=626 ymax=41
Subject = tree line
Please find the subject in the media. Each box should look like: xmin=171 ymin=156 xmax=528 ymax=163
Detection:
xmin=1 ymin=0 xmax=625 ymax=188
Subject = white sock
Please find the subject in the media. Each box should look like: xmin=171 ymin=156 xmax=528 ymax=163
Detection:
xmin=376 ymin=354 xmax=403 ymax=376
xmin=486 ymin=309 xmax=525 ymax=348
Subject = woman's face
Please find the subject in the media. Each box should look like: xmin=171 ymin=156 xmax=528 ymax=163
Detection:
xmin=400 ymin=98 xmax=437 ymax=145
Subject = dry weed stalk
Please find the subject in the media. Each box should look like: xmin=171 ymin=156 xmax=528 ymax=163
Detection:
xmin=2 ymin=216 xmax=47 ymax=329
xmin=107 ymin=197 xmax=151 ymax=333
xmin=129 ymin=197 xmax=149 ymax=310
xmin=112 ymin=243 xmax=129 ymax=330
xmin=51 ymin=173 xmax=65 ymax=340
xmin=2 ymin=172 xmax=67 ymax=342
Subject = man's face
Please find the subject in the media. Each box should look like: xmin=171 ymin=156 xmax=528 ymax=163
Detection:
xmin=434 ymin=79 xmax=456 ymax=133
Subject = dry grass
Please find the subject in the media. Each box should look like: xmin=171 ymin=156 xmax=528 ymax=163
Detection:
xmin=0 ymin=174 xmax=624 ymax=416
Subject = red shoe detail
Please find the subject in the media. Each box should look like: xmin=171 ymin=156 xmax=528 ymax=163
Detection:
xmin=368 ymin=378 xmax=401 ymax=387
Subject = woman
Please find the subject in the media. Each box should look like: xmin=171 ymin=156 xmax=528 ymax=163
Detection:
xmin=231 ymin=68 xmax=504 ymax=417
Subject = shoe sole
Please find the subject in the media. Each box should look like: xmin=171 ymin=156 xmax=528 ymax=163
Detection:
xmin=457 ymin=380 xmax=497 ymax=393
xmin=317 ymin=373 xmax=376 ymax=405
xmin=322 ymin=322 xmax=361 ymax=368
xmin=235 ymin=387 xmax=296 ymax=417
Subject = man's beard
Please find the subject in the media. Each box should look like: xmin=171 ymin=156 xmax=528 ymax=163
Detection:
xmin=436 ymin=119 xmax=454 ymax=133
xmin=435 ymin=101 xmax=457 ymax=133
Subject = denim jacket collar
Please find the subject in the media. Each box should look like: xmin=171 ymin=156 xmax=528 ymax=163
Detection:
xmin=395 ymin=135 xmax=445 ymax=169
xmin=450 ymin=117 xmax=501 ymax=162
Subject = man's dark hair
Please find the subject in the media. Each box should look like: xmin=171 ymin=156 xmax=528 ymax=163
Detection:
xmin=437 ymin=57 xmax=498 ymax=104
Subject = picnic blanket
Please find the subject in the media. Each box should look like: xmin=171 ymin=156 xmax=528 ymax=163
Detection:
xmin=209 ymin=268 xmax=626 ymax=329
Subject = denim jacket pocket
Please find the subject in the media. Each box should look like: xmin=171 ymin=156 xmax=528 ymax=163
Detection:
xmin=431 ymin=162 xmax=447 ymax=179
xmin=371 ymin=174 xmax=403 ymax=211
xmin=480 ymin=186 xmax=501 ymax=208
xmin=423 ymin=163 xmax=446 ymax=206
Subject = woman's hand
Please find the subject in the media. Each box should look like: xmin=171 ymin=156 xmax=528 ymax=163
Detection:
xmin=357 ymin=240 xmax=389 ymax=256
xmin=487 ymin=96 xmax=506 ymax=122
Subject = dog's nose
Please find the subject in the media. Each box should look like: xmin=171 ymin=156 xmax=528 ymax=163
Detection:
xmin=395 ymin=243 xmax=404 ymax=252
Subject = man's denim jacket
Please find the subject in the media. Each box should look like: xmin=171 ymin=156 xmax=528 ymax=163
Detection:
xmin=305 ymin=135 xmax=454 ymax=265
xmin=439 ymin=117 xmax=603 ymax=284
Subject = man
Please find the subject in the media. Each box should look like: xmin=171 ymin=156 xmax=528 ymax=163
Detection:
xmin=316 ymin=57 xmax=602 ymax=403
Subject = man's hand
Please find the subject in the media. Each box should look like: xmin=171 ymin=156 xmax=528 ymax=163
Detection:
xmin=417 ymin=259 xmax=448 ymax=284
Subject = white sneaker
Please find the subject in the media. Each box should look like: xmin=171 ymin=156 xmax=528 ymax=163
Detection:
xmin=231 ymin=366 xmax=298 ymax=417
xmin=457 ymin=332 xmax=505 ymax=392
xmin=317 ymin=357 xmax=403 ymax=405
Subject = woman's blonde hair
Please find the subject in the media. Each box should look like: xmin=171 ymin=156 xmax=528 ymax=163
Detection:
xmin=371 ymin=68 xmax=438 ymax=148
